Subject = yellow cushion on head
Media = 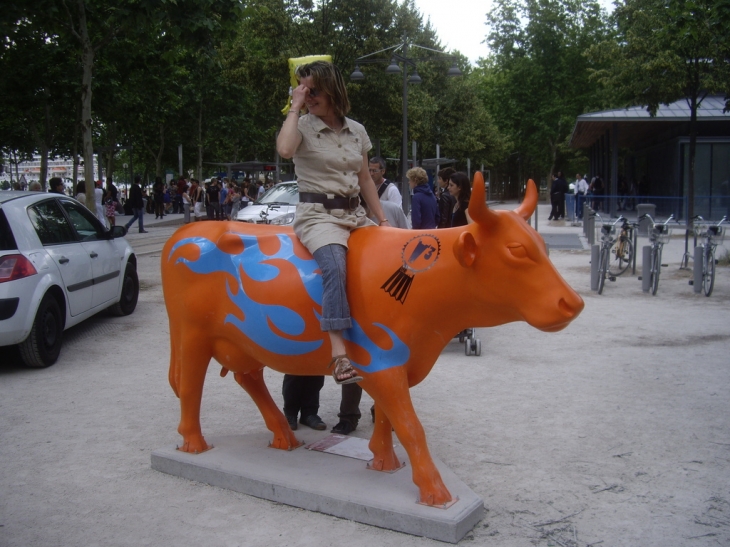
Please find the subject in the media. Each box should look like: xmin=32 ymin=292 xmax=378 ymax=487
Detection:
xmin=281 ymin=55 xmax=332 ymax=114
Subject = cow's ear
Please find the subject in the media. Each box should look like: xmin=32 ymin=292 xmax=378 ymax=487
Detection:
xmin=454 ymin=231 xmax=478 ymax=268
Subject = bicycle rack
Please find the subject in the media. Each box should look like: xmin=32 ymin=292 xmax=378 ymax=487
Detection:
xmin=692 ymin=246 xmax=704 ymax=293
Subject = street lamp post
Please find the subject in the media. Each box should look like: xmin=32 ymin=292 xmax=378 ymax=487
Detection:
xmin=350 ymin=37 xmax=462 ymax=213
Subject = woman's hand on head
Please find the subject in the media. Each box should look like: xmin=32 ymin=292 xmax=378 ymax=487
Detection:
xmin=291 ymin=84 xmax=308 ymax=112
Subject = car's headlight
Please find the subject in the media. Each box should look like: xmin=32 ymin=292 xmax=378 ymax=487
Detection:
xmin=270 ymin=212 xmax=296 ymax=225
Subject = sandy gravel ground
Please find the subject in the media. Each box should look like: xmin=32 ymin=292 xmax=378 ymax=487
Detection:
xmin=1 ymin=205 xmax=729 ymax=547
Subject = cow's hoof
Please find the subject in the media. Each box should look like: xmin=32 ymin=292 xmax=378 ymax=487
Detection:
xmin=177 ymin=437 xmax=210 ymax=454
xmin=367 ymin=455 xmax=406 ymax=473
xmin=269 ymin=433 xmax=302 ymax=451
xmin=417 ymin=486 xmax=453 ymax=507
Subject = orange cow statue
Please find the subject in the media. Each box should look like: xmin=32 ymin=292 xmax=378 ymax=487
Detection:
xmin=161 ymin=174 xmax=584 ymax=507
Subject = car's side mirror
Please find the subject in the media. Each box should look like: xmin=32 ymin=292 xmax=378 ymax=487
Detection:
xmin=110 ymin=225 xmax=127 ymax=238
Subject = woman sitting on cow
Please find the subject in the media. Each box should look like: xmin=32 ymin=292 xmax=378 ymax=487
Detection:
xmin=448 ymin=171 xmax=472 ymax=227
xmin=276 ymin=60 xmax=389 ymax=385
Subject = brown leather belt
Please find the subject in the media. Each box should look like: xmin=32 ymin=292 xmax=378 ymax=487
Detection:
xmin=299 ymin=192 xmax=359 ymax=210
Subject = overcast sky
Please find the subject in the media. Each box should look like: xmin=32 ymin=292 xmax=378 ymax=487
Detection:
xmin=412 ymin=0 xmax=615 ymax=65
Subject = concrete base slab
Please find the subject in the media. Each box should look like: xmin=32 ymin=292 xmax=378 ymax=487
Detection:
xmin=151 ymin=432 xmax=484 ymax=543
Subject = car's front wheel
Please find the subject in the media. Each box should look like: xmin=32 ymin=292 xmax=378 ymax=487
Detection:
xmin=110 ymin=262 xmax=139 ymax=316
xmin=19 ymin=293 xmax=64 ymax=368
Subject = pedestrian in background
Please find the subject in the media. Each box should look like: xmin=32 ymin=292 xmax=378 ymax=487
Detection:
xmin=575 ymin=173 xmax=589 ymax=220
xmin=448 ymin=171 xmax=472 ymax=227
xmin=124 ymin=175 xmax=148 ymax=233
xmin=408 ymin=167 xmax=439 ymax=229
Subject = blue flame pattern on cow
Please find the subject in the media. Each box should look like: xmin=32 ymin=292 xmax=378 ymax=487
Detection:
xmin=167 ymin=233 xmax=410 ymax=371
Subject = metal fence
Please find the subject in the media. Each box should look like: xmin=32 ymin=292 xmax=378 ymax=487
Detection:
xmin=573 ymin=194 xmax=729 ymax=223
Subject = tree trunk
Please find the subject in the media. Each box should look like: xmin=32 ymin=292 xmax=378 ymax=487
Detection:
xmin=77 ymin=0 xmax=97 ymax=216
xmin=197 ymin=102 xmax=203 ymax=181
xmin=156 ymin=123 xmax=165 ymax=177
xmin=105 ymin=122 xmax=117 ymax=183
xmin=72 ymin=107 xmax=81 ymax=193
xmin=40 ymin=142 xmax=49 ymax=190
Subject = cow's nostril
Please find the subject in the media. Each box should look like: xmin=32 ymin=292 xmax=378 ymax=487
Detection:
xmin=558 ymin=297 xmax=575 ymax=318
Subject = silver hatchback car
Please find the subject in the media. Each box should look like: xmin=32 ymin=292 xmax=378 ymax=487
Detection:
xmin=236 ymin=182 xmax=298 ymax=225
xmin=0 ymin=191 xmax=139 ymax=368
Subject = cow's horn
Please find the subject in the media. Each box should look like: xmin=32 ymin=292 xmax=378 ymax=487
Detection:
xmin=468 ymin=171 xmax=498 ymax=227
xmin=514 ymin=179 xmax=537 ymax=221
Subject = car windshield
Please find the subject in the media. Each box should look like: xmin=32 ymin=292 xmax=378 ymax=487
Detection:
xmin=256 ymin=184 xmax=298 ymax=205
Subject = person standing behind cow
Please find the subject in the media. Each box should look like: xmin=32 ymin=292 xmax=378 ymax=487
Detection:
xmin=229 ymin=184 xmax=242 ymax=220
xmin=124 ymin=175 xmax=148 ymax=233
xmin=436 ymin=167 xmax=456 ymax=229
xmin=182 ymin=183 xmax=192 ymax=223
xmin=281 ymin=375 xmax=327 ymax=431
xmin=219 ymin=179 xmax=228 ymax=220
xmin=448 ymin=171 xmax=472 ymax=227
xmin=369 ymin=156 xmax=402 ymax=205
xmin=276 ymin=59 xmax=389 ymax=387
xmin=549 ymin=172 xmax=568 ymax=220
xmin=153 ymin=177 xmax=165 ymax=219
xmin=408 ymin=167 xmax=439 ymax=229
xmin=49 ymin=177 xmax=65 ymax=195
xmin=75 ymin=181 xmax=87 ymax=205
xmin=589 ymin=174 xmax=604 ymax=211
xmin=192 ymin=179 xmax=206 ymax=222
xmin=207 ymin=178 xmax=221 ymax=220
xmin=574 ymin=173 xmax=589 ymax=220
xmin=94 ymin=180 xmax=108 ymax=228
xmin=175 ymin=176 xmax=187 ymax=214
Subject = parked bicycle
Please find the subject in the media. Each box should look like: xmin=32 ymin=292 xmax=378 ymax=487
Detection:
xmin=640 ymin=214 xmax=675 ymax=296
xmin=691 ymin=215 xmax=727 ymax=297
xmin=596 ymin=215 xmax=625 ymax=294
xmin=608 ymin=217 xmax=635 ymax=277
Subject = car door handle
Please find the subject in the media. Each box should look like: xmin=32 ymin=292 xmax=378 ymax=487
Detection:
xmin=59 ymin=257 xmax=70 ymax=264
xmin=90 ymin=252 xmax=98 ymax=258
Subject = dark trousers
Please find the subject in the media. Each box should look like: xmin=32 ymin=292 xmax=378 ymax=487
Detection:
xmin=210 ymin=202 xmax=222 ymax=220
xmin=282 ymin=375 xmax=324 ymax=419
xmin=576 ymin=194 xmax=586 ymax=219
xmin=550 ymin=194 xmax=566 ymax=219
xmin=338 ymin=383 xmax=362 ymax=426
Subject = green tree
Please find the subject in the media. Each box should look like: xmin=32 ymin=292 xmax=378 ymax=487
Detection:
xmin=482 ymin=0 xmax=610 ymax=187
xmin=588 ymin=0 xmax=730 ymax=224
xmin=0 ymin=8 xmax=78 ymax=188
xmin=56 ymin=0 xmax=243 ymax=213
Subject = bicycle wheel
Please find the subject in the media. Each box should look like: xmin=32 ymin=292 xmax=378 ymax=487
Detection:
xmin=650 ymin=246 xmax=662 ymax=295
xmin=608 ymin=237 xmax=633 ymax=276
xmin=597 ymin=245 xmax=608 ymax=294
xmin=703 ymin=246 xmax=715 ymax=297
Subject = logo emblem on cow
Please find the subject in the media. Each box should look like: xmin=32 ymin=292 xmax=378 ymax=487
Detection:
xmin=160 ymin=174 xmax=584 ymax=508
xmin=382 ymin=234 xmax=441 ymax=304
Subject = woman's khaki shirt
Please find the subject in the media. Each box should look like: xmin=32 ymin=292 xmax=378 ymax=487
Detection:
xmin=292 ymin=114 xmax=375 ymax=253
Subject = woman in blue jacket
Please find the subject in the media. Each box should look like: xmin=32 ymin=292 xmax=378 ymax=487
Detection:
xmin=408 ymin=167 xmax=439 ymax=229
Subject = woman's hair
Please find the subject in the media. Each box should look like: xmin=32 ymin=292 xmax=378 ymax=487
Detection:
xmin=438 ymin=167 xmax=455 ymax=181
xmin=76 ymin=181 xmax=86 ymax=194
xmin=407 ymin=167 xmax=428 ymax=186
xmin=295 ymin=61 xmax=350 ymax=118
xmin=450 ymin=172 xmax=471 ymax=202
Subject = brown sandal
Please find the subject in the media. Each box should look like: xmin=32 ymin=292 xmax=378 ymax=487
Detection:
xmin=328 ymin=355 xmax=363 ymax=385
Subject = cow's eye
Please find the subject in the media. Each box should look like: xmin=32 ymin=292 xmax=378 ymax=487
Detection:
xmin=507 ymin=243 xmax=528 ymax=258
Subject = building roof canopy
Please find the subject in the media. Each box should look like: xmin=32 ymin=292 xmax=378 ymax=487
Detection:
xmin=569 ymin=95 xmax=729 ymax=149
